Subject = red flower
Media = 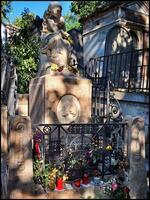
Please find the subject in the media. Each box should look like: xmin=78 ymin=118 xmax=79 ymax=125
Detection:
xmin=57 ymin=67 xmax=64 ymax=72
xmin=111 ymin=183 xmax=118 ymax=191
xmin=35 ymin=143 xmax=41 ymax=160
xmin=124 ymin=186 xmax=130 ymax=193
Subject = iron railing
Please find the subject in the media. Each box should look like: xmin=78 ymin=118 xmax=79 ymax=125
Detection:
xmin=33 ymin=122 xmax=126 ymax=178
xmin=86 ymin=48 xmax=149 ymax=92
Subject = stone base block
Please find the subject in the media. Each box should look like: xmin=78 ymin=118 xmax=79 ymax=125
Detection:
xmin=29 ymin=75 xmax=92 ymax=124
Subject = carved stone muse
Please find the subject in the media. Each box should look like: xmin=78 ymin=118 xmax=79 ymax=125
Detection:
xmin=37 ymin=1 xmax=77 ymax=77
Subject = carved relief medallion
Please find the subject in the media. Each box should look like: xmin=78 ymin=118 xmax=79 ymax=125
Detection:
xmin=56 ymin=95 xmax=81 ymax=124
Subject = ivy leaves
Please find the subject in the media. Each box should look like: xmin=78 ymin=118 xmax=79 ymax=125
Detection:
xmin=71 ymin=1 xmax=118 ymax=20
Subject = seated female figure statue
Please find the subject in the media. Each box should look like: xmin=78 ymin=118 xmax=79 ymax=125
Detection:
xmin=37 ymin=2 xmax=77 ymax=76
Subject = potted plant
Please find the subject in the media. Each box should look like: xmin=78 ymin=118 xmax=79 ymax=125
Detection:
xmin=33 ymin=156 xmax=43 ymax=185
xmin=48 ymin=167 xmax=57 ymax=191
xmin=82 ymin=173 xmax=89 ymax=185
xmin=73 ymin=178 xmax=81 ymax=188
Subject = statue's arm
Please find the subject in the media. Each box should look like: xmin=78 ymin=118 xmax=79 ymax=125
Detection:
xmin=47 ymin=18 xmax=59 ymax=33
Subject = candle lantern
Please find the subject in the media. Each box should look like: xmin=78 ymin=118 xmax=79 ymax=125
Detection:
xmin=82 ymin=173 xmax=89 ymax=185
xmin=56 ymin=178 xmax=64 ymax=190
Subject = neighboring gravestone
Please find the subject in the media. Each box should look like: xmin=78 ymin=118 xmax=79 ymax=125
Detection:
xmin=29 ymin=74 xmax=92 ymax=124
xmin=122 ymin=115 xmax=133 ymax=158
xmin=128 ymin=117 xmax=147 ymax=199
xmin=1 ymin=106 xmax=8 ymax=199
xmin=8 ymin=116 xmax=34 ymax=199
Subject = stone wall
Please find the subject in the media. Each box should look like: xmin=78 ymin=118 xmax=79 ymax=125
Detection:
xmin=82 ymin=2 xmax=148 ymax=66
xmin=114 ymin=91 xmax=149 ymax=126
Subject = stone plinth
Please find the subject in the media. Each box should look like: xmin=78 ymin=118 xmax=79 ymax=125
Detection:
xmin=29 ymin=74 xmax=92 ymax=124
xmin=8 ymin=116 xmax=34 ymax=199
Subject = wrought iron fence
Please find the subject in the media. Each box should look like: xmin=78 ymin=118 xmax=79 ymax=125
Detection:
xmin=32 ymin=122 xmax=127 ymax=178
xmin=86 ymin=48 xmax=149 ymax=92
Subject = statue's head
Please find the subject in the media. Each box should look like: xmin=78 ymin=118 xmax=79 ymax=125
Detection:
xmin=48 ymin=1 xmax=62 ymax=18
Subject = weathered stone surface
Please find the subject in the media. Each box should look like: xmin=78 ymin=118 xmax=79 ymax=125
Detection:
xmin=1 ymin=106 xmax=8 ymax=154
xmin=1 ymin=106 xmax=8 ymax=199
xmin=122 ymin=115 xmax=133 ymax=158
xmin=16 ymin=94 xmax=29 ymax=116
xmin=8 ymin=116 xmax=34 ymax=199
xmin=29 ymin=74 xmax=92 ymax=124
xmin=36 ymin=2 xmax=77 ymax=77
xmin=128 ymin=117 xmax=147 ymax=199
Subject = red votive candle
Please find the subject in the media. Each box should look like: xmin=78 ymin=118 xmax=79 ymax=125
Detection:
xmin=56 ymin=178 xmax=64 ymax=190
xmin=82 ymin=173 xmax=89 ymax=185
xmin=74 ymin=179 xmax=81 ymax=187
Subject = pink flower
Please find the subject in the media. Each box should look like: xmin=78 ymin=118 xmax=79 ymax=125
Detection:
xmin=111 ymin=183 xmax=118 ymax=191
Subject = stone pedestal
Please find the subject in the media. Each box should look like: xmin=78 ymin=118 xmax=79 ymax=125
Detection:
xmin=29 ymin=74 xmax=92 ymax=124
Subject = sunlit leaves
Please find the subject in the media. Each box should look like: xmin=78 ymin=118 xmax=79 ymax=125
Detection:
xmin=64 ymin=12 xmax=81 ymax=32
xmin=71 ymin=1 xmax=118 ymax=19
xmin=7 ymin=9 xmax=40 ymax=93
xmin=1 ymin=1 xmax=12 ymax=21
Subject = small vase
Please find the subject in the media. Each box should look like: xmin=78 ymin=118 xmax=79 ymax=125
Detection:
xmin=74 ymin=179 xmax=81 ymax=187
xmin=93 ymin=177 xmax=100 ymax=186
xmin=56 ymin=178 xmax=64 ymax=190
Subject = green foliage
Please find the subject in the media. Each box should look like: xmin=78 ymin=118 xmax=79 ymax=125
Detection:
xmin=33 ymin=157 xmax=43 ymax=178
xmin=33 ymin=159 xmax=51 ymax=188
xmin=1 ymin=1 xmax=12 ymax=21
xmin=64 ymin=11 xmax=81 ymax=32
xmin=42 ymin=164 xmax=52 ymax=188
xmin=7 ymin=9 xmax=40 ymax=93
xmin=13 ymin=8 xmax=35 ymax=28
xmin=71 ymin=1 xmax=118 ymax=19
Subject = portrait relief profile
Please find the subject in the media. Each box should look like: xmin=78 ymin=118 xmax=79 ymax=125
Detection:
xmin=56 ymin=95 xmax=81 ymax=124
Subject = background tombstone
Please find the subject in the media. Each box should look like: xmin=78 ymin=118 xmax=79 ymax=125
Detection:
xmin=8 ymin=116 xmax=34 ymax=199
xmin=128 ymin=117 xmax=147 ymax=199
xmin=122 ymin=115 xmax=133 ymax=158
xmin=1 ymin=106 xmax=8 ymax=199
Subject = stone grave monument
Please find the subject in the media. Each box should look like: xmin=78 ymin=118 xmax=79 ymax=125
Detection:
xmin=29 ymin=1 xmax=92 ymax=125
